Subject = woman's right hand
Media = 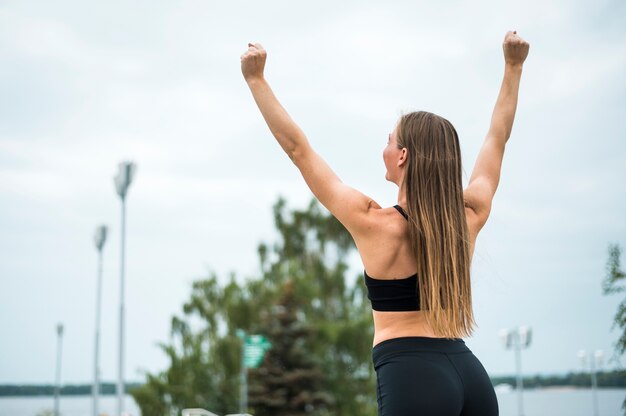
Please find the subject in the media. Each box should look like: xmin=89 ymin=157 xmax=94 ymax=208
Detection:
xmin=503 ymin=31 xmax=529 ymax=67
xmin=241 ymin=42 xmax=267 ymax=83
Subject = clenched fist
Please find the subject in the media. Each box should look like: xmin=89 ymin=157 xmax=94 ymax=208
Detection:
xmin=503 ymin=31 xmax=529 ymax=67
xmin=241 ymin=42 xmax=267 ymax=82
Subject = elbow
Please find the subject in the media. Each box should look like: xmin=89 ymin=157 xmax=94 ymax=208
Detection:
xmin=503 ymin=128 xmax=512 ymax=142
xmin=280 ymin=137 xmax=298 ymax=162
xmin=486 ymin=130 xmax=511 ymax=147
xmin=289 ymin=143 xmax=305 ymax=166
xmin=488 ymin=119 xmax=515 ymax=143
xmin=283 ymin=135 xmax=310 ymax=165
xmin=270 ymin=131 xmax=298 ymax=160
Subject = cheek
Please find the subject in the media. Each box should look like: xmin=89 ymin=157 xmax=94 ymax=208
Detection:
xmin=383 ymin=147 xmax=396 ymax=169
xmin=382 ymin=146 xmax=391 ymax=164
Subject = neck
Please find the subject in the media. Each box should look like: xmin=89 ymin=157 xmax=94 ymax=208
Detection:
xmin=396 ymin=183 xmax=407 ymax=207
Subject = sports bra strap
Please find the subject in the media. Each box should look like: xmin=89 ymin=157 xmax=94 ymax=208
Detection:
xmin=393 ymin=205 xmax=409 ymax=221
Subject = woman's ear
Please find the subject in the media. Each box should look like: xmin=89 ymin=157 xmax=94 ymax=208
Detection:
xmin=397 ymin=148 xmax=408 ymax=167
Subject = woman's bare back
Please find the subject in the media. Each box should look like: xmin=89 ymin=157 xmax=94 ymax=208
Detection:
xmin=354 ymin=202 xmax=481 ymax=346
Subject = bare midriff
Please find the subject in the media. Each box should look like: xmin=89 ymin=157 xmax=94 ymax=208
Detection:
xmin=372 ymin=310 xmax=444 ymax=347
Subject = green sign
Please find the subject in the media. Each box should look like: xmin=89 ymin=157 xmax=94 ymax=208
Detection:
xmin=244 ymin=335 xmax=272 ymax=368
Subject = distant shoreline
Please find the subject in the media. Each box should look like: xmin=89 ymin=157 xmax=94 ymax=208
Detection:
xmin=1 ymin=370 xmax=624 ymax=397
xmin=0 ymin=383 xmax=142 ymax=397
xmin=1 ymin=386 xmax=625 ymax=399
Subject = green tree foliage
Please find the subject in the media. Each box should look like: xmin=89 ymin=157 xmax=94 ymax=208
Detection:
xmin=489 ymin=371 xmax=626 ymax=388
xmin=602 ymin=243 xmax=626 ymax=415
xmin=248 ymin=280 xmax=333 ymax=415
xmin=130 ymin=274 xmax=251 ymax=415
xmin=603 ymin=244 xmax=626 ymax=357
xmin=131 ymin=197 xmax=376 ymax=416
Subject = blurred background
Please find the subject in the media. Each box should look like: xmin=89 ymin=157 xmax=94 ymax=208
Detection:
xmin=1 ymin=0 xmax=625 ymax=415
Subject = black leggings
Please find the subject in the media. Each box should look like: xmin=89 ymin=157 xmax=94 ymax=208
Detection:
xmin=373 ymin=336 xmax=498 ymax=416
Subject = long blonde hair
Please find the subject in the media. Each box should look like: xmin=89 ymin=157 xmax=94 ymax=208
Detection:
xmin=396 ymin=111 xmax=476 ymax=339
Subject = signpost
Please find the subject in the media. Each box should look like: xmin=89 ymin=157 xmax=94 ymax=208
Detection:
xmin=236 ymin=331 xmax=272 ymax=415
xmin=244 ymin=335 xmax=272 ymax=368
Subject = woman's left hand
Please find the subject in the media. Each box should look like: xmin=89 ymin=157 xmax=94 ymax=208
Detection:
xmin=503 ymin=31 xmax=529 ymax=67
xmin=241 ymin=42 xmax=267 ymax=82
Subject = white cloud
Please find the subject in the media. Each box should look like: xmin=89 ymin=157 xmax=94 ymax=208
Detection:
xmin=0 ymin=10 xmax=85 ymax=62
xmin=1 ymin=0 xmax=625 ymax=384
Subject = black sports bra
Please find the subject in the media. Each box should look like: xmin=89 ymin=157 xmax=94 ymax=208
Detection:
xmin=363 ymin=205 xmax=421 ymax=312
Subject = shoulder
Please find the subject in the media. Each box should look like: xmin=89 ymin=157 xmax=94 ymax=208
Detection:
xmin=349 ymin=202 xmax=407 ymax=243
xmin=347 ymin=198 xmax=383 ymax=236
xmin=352 ymin=204 xmax=416 ymax=277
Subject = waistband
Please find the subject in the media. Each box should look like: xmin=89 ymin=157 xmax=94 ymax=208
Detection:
xmin=372 ymin=336 xmax=470 ymax=364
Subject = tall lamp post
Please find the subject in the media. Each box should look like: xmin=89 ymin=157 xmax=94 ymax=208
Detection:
xmin=500 ymin=325 xmax=532 ymax=416
xmin=54 ymin=323 xmax=64 ymax=416
xmin=114 ymin=161 xmax=137 ymax=416
xmin=236 ymin=329 xmax=247 ymax=415
xmin=93 ymin=225 xmax=108 ymax=416
xmin=577 ymin=349 xmax=604 ymax=416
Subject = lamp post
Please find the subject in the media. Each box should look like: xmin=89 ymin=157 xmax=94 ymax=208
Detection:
xmin=54 ymin=323 xmax=64 ymax=416
xmin=236 ymin=329 xmax=247 ymax=415
xmin=499 ymin=325 xmax=532 ymax=416
xmin=577 ymin=349 xmax=604 ymax=416
xmin=93 ymin=225 xmax=108 ymax=416
xmin=114 ymin=161 xmax=137 ymax=416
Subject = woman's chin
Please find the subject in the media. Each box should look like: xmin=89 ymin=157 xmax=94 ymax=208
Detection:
xmin=384 ymin=173 xmax=396 ymax=184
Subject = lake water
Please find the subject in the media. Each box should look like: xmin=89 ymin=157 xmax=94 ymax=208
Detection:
xmin=0 ymin=389 xmax=624 ymax=416
xmin=497 ymin=388 xmax=624 ymax=416
xmin=0 ymin=395 xmax=139 ymax=416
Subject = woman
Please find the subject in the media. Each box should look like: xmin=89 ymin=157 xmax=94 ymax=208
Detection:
xmin=241 ymin=31 xmax=529 ymax=416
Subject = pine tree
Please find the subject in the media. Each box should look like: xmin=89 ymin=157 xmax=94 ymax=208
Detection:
xmin=248 ymin=280 xmax=333 ymax=416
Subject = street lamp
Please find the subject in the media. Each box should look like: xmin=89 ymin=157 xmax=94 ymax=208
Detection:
xmin=114 ymin=161 xmax=137 ymax=416
xmin=236 ymin=329 xmax=247 ymax=415
xmin=93 ymin=225 xmax=108 ymax=416
xmin=54 ymin=323 xmax=64 ymax=416
xmin=577 ymin=349 xmax=604 ymax=416
xmin=500 ymin=325 xmax=532 ymax=416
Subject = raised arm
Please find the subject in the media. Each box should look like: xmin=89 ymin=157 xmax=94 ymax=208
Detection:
xmin=464 ymin=31 xmax=530 ymax=230
xmin=240 ymin=43 xmax=375 ymax=234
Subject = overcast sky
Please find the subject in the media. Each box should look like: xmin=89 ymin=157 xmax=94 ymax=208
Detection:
xmin=1 ymin=0 xmax=625 ymax=385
